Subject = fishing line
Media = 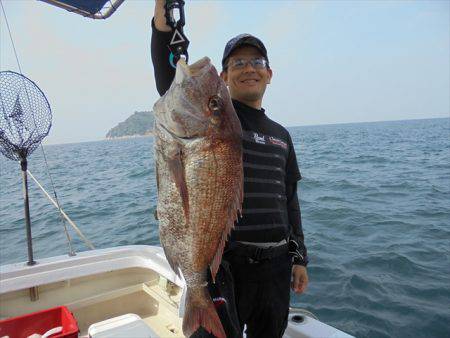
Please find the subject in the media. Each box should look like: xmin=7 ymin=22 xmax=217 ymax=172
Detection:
xmin=0 ymin=0 xmax=23 ymax=74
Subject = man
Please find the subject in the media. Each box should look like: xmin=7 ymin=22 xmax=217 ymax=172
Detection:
xmin=152 ymin=1 xmax=308 ymax=337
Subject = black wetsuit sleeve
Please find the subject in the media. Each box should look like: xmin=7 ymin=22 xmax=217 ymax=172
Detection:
xmin=151 ymin=18 xmax=176 ymax=96
xmin=287 ymin=184 xmax=308 ymax=266
xmin=286 ymin=134 xmax=308 ymax=266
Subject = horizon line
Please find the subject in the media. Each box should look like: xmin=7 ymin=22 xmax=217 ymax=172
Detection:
xmin=43 ymin=116 xmax=449 ymax=146
xmin=288 ymin=115 xmax=449 ymax=129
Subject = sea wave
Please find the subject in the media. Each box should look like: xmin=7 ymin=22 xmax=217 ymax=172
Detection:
xmin=1 ymin=118 xmax=449 ymax=337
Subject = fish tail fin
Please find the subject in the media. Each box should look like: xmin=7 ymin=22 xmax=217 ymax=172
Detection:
xmin=182 ymin=287 xmax=226 ymax=338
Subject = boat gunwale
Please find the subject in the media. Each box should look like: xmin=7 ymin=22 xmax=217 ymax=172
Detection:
xmin=0 ymin=245 xmax=184 ymax=294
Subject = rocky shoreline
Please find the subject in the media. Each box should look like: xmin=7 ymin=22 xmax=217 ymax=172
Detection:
xmin=106 ymin=111 xmax=154 ymax=139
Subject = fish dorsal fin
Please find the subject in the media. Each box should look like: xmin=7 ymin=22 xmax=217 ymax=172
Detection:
xmin=168 ymin=147 xmax=190 ymax=221
xmin=210 ymin=165 xmax=243 ymax=281
xmin=210 ymin=230 xmax=227 ymax=282
xmin=210 ymin=200 xmax=241 ymax=281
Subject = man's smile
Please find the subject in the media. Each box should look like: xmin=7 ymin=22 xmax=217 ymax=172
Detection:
xmin=240 ymin=78 xmax=260 ymax=85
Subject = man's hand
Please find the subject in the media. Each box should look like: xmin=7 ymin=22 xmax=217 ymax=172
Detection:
xmin=291 ymin=265 xmax=308 ymax=294
xmin=154 ymin=0 xmax=172 ymax=32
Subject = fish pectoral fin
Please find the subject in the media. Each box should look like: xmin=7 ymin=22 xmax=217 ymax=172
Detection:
xmin=155 ymin=160 xmax=160 ymax=192
xmin=168 ymin=149 xmax=190 ymax=221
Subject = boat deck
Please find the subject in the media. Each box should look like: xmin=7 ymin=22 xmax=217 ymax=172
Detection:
xmin=0 ymin=267 xmax=184 ymax=337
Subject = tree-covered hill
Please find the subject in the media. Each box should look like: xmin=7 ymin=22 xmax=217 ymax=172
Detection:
xmin=106 ymin=111 xmax=154 ymax=139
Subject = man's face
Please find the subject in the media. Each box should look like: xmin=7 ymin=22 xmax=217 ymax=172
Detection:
xmin=220 ymin=46 xmax=273 ymax=105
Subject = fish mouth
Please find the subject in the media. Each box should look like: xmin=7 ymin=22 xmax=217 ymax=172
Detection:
xmin=157 ymin=121 xmax=199 ymax=141
xmin=176 ymin=57 xmax=212 ymax=84
xmin=178 ymin=57 xmax=212 ymax=77
xmin=187 ymin=57 xmax=212 ymax=76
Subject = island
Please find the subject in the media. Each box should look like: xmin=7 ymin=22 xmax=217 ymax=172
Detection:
xmin=106 ymin=111 xmax=154 ymax=139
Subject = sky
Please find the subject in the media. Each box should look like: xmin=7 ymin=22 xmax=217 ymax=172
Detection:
xmin=0 ymin=0 xmax=449 ymax=145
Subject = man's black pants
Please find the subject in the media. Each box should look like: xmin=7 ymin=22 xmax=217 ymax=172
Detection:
xmin=191 ymin=250 xmax=292 ymax=338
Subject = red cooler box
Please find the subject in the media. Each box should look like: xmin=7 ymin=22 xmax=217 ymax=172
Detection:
xmin=0 ymin=306 xmax=78 ymax=338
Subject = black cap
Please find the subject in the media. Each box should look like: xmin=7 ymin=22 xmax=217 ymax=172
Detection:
xmin=222 ymin=34 xmax=268 ymax=70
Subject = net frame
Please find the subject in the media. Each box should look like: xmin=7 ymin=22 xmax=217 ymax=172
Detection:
xmin=0 ymin=70 xmax=52 ymax=161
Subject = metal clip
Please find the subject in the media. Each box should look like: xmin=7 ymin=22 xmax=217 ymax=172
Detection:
xmin=164 ymin=0 xmax=189 ymax=66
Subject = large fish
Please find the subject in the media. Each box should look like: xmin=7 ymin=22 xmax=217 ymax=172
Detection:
xmin=153 ymin=57 xmax=243 ymax=338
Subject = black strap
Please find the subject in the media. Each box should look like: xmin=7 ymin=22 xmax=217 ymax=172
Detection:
xmin=227 ymin=242 xmax=288 ymax=262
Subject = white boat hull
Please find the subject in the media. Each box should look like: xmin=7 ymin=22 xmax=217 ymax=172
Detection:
xmin=0 ymin=245 xmax=354 ymax=338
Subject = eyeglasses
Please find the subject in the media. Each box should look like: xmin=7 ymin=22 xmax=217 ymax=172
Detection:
xmin=225 ymin=57 xmax=268 ymax=70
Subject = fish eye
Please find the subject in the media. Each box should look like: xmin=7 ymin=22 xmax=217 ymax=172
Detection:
xmin=208 ymin=96 xmax=222 ymax=116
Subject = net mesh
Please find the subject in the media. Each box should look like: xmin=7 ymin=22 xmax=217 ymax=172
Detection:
xmin=0 ymin=71 xmax=52 ymax=161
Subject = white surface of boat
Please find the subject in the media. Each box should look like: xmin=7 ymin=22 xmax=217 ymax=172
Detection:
xmin=0 ymin=245 xmax=354 ymax=337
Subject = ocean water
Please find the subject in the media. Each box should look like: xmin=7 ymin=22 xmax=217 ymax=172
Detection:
xmin=1 ymin=118 xmax=449 ymax=338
